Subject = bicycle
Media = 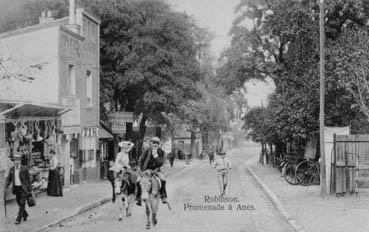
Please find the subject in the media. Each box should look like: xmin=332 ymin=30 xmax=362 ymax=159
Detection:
xmin=282 ymin=155 xmax=300 ymax=185
xmin=295 ymin=159 xmax=320 ymax=186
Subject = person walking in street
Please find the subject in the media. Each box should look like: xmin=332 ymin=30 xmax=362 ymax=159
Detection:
xmin=136 ymin=136 xmax=167 ymax=206
xmin=208 ymin=149 xmax=215 ymax=165
xmin=168 ymin=149 xmax=175 ymax=167
xmin=213 ymin=151 xmax=232 ymax=196
xmin=4 ymin=153 xmax=32 ymax=224
xmin=47 ymin=149 xmax=63 ymax=196
xmin=185 ymin=151 xmax=190 ymax=165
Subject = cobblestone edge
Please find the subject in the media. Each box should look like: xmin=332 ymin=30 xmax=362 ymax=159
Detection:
xmin=239 ymin=160 xmax=305 ymax=232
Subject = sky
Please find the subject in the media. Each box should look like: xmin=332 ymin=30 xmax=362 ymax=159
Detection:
xmin=168 ymin=0 xmax=275 ymax=107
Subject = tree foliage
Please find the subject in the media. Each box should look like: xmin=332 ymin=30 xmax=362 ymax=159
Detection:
xmin=329 ymin=27 xmax=369 ymax=121
xmin=219 ymin=0 xmax=365 ymax=146
xmin=82 ymin=0 xmax=201 ymax=120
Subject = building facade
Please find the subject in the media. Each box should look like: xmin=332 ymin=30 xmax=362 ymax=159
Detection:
xmin=0 ymin=8 xmax=100 ymax=187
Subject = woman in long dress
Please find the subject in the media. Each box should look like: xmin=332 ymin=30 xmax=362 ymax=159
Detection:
xmin=47 ymin=149 xmax=63 ymax=196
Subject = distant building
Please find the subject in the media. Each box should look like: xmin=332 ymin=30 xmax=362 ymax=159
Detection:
xmin=172 ymin=121 xmax=202 ymax=158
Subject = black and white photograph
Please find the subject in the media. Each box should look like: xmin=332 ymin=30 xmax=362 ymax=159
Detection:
xmin=1 ymin=0 xmax=369 ymax=231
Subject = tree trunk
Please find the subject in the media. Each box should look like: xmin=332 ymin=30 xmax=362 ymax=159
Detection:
xmin=137 ymin=114 xmax=148 ymax=158
xmin=269 ymin=142 xmax=273 ymax=165
xmin=190 ymin=130 xmax=196 ymax=159
xmin=202 ymin=127 xmax=209 ymax=151
xmin=259 ymin=142 xmax=265 ymax=165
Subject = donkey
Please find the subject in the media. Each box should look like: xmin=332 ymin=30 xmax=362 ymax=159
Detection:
xmin=139 ymin=170 xmax=161 ymax=229
xmin=114 ymin=171 xmax=136 ymax=221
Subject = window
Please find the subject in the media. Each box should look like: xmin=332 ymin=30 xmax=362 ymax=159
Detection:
xmin=86 ymin=71 xmax=92 ymax=105
xmin=69 ymin=65 xmax=76 ymax=95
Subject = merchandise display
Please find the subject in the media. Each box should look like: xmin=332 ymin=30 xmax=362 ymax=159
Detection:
xmin=5 ymin=118 xmax=61 ymax=190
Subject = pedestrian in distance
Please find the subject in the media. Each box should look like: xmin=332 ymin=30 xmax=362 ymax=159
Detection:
xmin=213 ymin=151 xmax=232 ymax=196
xmin=185 ymin=151 xmax=190 ymax=165
xmin=47 ymin=149 xmax=63 ymax=197
xmin=168 ymin=150 xmax=175 ymax=167
xmin=4 ymin=153 xmax=32 ymax=224
xmin=208 ymin=150 xmax=215 ymax=165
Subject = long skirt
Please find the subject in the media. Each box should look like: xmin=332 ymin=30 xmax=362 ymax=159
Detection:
xmin=47 ymin=169 xmax=63 ymax=196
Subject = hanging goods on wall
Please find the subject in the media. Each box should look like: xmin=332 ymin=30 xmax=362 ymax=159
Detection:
xmin=33 ymin=121 xmax=43 ymax=142
xmin=24 ymin=121 xmax=33 ymax=140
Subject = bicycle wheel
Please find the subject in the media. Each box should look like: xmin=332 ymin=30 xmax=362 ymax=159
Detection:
xmin=295 ymin=160 xmax=317 ymax=186
xmin=284 ymin=162 xmax=299 ymax=185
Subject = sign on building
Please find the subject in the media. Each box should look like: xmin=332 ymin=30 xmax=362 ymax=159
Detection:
xmin=107 ymin=111 xmax=134 ymax=134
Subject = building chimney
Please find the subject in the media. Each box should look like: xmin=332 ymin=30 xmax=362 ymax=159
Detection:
xmin=67 ymin=0 xmax=81 ymax=34
xmin=69 ymin=0 xmax=75 ymax=25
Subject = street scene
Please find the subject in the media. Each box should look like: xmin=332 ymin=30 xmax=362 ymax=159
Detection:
xmin=2 ymin=0 xmax=369 ymax=232
xmin=36 ymin=145 xmax=293 ymax=232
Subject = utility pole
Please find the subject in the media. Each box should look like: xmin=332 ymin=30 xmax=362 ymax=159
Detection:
xmin=319 ymin=0 xmax=326 ymax=196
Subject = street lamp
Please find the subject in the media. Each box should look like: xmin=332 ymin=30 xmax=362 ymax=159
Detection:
xmin=319 ymin=0 xmax=327 ymax=196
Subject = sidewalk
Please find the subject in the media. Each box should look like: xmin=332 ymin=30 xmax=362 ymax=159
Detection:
xmin=1 ymin=162 xmax=188 ymax=232
xmin=247 ymin=156 xmax=369 ymax=232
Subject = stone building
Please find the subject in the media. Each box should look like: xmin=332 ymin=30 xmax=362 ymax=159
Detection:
xmin=0 ymin=5 xmax=101 ymax=190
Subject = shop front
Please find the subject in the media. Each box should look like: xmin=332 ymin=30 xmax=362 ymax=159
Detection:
xmin=0 ymin=103 xmax=67 ymax=199
xmin=98 ymin=122 xmax=114 ymax=179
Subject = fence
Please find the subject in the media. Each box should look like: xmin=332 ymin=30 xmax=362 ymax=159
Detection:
xmin=332 ymin=134 xmax=369 ymax=195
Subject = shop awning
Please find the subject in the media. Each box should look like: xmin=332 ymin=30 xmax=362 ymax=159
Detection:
xmin=99 ymin=127 xmax=114 ymax=139
xmin=0 ymin=103 xmax=69 ymax=119
xmin=99 ymin=122 xmax=114 ymax=139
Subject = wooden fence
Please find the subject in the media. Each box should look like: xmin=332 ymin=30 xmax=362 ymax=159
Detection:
xmin=332 ymin=134 xmax=369 ymax=195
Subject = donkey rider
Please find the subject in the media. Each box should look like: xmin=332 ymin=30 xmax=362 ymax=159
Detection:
xmin=136 ymin=137 xmax=167 ymax=206
xmin=111 ymin=141 xmax=138 ymax=192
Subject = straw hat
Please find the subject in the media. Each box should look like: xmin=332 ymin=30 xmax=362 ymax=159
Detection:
xmin=118 ymin=141 xmax=134 ymax=150
xmin=150 ymin=137 xmax=160 ymax=143
xmin=13 ymin=153 xmax=22 ymax=160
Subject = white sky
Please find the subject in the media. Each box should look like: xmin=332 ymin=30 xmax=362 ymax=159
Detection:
xmin=168 ymin=0 xmax=238 ymax=57
xmin=169 ymin=0 xmax=275 ymax=107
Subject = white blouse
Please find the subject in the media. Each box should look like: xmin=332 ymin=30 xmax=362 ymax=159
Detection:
xmin=50 ymin=155 xmax=58 ymax=170
xmin=112 ymin=151 xmax=130 ymax=172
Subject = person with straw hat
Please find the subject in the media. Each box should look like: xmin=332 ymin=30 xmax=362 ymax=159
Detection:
xmin=112 ymin=141 xmax=137 ymax=184
xmin=213 ymin=151 xmax=232 ymax=196
xmin=4 ymin=153 xmax=32 ymax=224
xmin=136 ymin=136 xmax=167 ymax=206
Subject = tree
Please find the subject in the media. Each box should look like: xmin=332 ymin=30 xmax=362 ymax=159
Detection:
xmin=219 ymin=0 xmax=363 ymax=153
xmin=329 ymin=27 xmax=369 ymax=121
xmin=78 ymin=0 xmax=202 ymax=153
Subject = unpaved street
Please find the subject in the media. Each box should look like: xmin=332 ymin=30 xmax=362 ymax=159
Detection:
xmin=44 ymin=145 xmax=293 ymax=232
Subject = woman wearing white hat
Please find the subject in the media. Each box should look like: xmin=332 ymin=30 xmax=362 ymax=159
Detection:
xmin=111 ymin=141 xmax=137 ymax=183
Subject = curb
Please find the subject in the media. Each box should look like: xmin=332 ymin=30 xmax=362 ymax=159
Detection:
xmin=35 ymin=164 xmax=189 ymax=231
xmin=35 ymin=196 xmax=111 ymax=232
xmin=245 ymin=164 xmax=305 ymax=232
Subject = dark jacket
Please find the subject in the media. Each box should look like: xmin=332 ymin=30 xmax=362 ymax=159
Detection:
xmin=6 ymin=165 xmax=32 ymax=194
xmin=138 ymin=148 xmax=165 ymax=171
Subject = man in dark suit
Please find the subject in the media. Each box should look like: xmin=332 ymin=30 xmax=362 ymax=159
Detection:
xmin=136 ymin=137 xmax=167 ymax=206
xmin=4 ymin=154 xmax=32 ymax=224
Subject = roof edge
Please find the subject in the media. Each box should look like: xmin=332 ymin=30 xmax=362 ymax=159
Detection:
xmin=0 ymin=17 xmax=69 ymax=40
